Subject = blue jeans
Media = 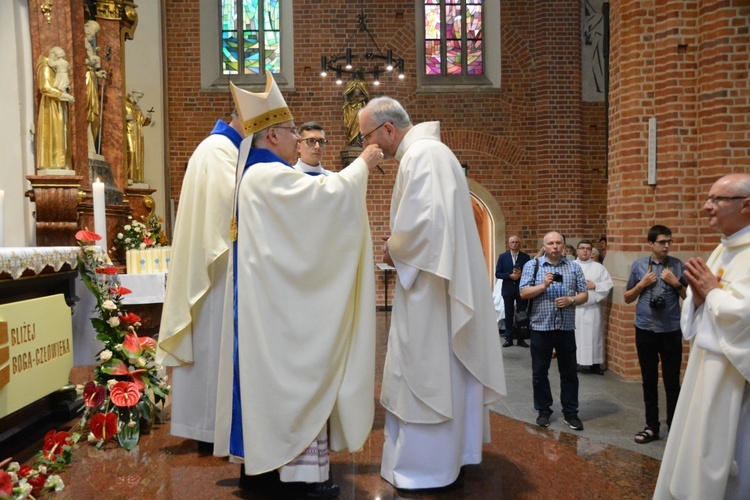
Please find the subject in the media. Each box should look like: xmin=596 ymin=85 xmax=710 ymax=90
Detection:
xmin=531 ymin=329 xmax=579 ymax=415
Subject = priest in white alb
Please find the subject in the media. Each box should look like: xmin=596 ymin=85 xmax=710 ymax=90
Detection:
xmin=156 ymin=113 xmax=244 ymax=447
xmin=655 ymin=173 xmax=750 ymax=499
xmin=213 ymin=72 xmax=384 ymax=499
xmin=574 ymin=239 xmax=613 ymax=375
xmin=358 ymin=97 xmax=507 ymax=492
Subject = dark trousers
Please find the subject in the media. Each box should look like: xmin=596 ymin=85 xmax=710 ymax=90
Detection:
xmin=635 ymin=327 xmax=682 ymax=432
xmin=530 ymin=329 xmax=579 ymax=415
xmin=503 ymin=294 xmax=528 ymax=340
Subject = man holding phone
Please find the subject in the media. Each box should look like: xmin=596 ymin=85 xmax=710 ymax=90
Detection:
xmin=495 ymin=235 xmax=531 ymax=347
xmin=520 ymin=232 xmax=588 ymax=430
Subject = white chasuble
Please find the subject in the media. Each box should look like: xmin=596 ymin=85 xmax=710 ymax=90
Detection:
xmin=156 ymin=124 xmax=240 ymax=442
xmin=655 ymin=225 xmax=750 ymax=500
xmin=380 ymin=122 xmax=506 ymax=489
xmin=214 ymin=156 xmax=376 ymax=475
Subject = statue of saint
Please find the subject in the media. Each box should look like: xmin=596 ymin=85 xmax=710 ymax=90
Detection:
xmin=124 ymin=90 xmax=153 ymax=183
xmin=36 ymin=47 xmax=74 ymax=170
xmin=342 ymin=77 xmax=370 ymax=147
xmin=84 ymin=20 xmax=107 ymax=155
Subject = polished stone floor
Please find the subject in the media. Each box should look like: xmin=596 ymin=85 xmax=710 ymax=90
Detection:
xmin=11 ymin=312 xmax=663 ymax=499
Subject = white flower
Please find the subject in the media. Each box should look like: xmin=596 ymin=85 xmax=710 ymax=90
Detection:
xmin=38 ymin=465 xmax=47 ymax=475
xmin=134 ymin=226 xmax=142 ymax=233
xmin=87 ymin=432 xmax=98 ymax=443
xmin=136 ymin=356 xmax=147 ymax=367
xmin=9 ymin=471 xmax=18 ymax=483
xmin=100 ymin=349 xmax=113 ymax=361
xmin=125 ymin=237 xmax=132 ymax=243
xmin=117 ymin=232 xmax=124 ymax=239
xmin=101 ymin=300 xmax=117 ymax=311
xmin=139 ymin=243 xmax=146 ymax=250
xmin=124 ymin=224 xmax=131 ymax=230
xmin=46 ymin=475 xmax=65 ymax=492
xmin=128 ymin=357 xmax=137 ymax=365
xmin=17 ymin=480 xmax=33 ymax=497
xmin=7 ymin=461 xmax=20 ymax=472
xmin=107 ymin=317 xmax=121 ymax=328
xmin=127 ymin=420 xmax=137 ymax=428
xmin=107 ymin=379 xmax=118 ymax=389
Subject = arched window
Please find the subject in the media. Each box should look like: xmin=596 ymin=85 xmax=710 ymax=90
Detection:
xmin=417 ymin=0 xmax=500 ymax=89
xmin=221 ymin=0 xmax=281 ymax=76
xmin=201 ymin=0 xmax=294 ymax=88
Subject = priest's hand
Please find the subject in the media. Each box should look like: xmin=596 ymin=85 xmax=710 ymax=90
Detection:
xmin=381 ymin=235 xmax=394 ymax=267
xmin=359 ymin=144 xmax=385 ymax=172
xmin=684 ymin=257 xmax=720 ymax=307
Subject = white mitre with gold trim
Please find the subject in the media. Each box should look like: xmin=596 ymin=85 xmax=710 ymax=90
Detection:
xmin=228 ymin=71 xmax=294 ymax=241
xmin=230 ymin=71 xmax=293 ymax=138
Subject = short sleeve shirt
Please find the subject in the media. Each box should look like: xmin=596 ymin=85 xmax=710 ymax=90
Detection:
xmin=625 ymin=255 xmax=687 ymax=332
xmin=520 ymin=257 xmax=587 ymax=331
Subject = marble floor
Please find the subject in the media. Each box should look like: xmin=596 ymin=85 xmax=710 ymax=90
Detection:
xmin=10 ymin=312 xmax=663 ymax=499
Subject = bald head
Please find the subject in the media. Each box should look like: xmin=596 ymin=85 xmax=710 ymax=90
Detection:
xmin=704 ymin=173 xmax=750 ymax=236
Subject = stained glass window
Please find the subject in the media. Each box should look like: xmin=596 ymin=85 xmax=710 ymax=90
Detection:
xmin=221 ymin=0 xmax=281 ymax=75
xmin=424 ymin=0 xmax=483 ymax=76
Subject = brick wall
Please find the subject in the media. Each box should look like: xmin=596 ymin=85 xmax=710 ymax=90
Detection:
xmin=607 ymin=0 xmax=750 ymax=379
xmin=163 ymin=0 xmax=606 ymax=308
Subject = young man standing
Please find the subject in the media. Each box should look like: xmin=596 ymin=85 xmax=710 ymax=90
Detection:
xmin=624 ymin=225 xmax=687 ymax=445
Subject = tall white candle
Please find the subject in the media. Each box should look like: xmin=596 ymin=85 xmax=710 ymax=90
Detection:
xmin=92 ymin=178 xmax=107 ymax=251
xmin=0 ymin=188 xmax=5 ymax=247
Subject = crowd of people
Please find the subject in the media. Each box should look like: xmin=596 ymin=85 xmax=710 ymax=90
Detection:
xmin=155 ymin=71 xmax=749 ymax=499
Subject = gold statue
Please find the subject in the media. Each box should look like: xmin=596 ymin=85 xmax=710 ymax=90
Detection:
xmin=36 ymin=46 xmax=74 ymax=170
xmin=342 ymin=77 xmax=370 ymax=147
xmin=84 ymin=20 xmax=107 ymax=156
xmin=124 ymin=90 xmax=153 ymax=183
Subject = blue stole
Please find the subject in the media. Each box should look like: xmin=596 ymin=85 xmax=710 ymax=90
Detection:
xmin=229 ymin=148 xmax=294 ymax=459
xmin=209 ymin=119 xmax=243 ymax=149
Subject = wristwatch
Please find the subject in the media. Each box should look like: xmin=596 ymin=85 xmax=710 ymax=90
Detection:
xmin=570 ymin=297 xmax=576 ymax=306
xmin=674 ymin=283 xmax=684 ymax=291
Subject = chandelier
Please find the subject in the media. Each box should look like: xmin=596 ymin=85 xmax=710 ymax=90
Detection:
xmin=320 ymin=3 xmax=405 ymax=85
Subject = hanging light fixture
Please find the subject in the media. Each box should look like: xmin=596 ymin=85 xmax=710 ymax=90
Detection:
xmin=320 ymin=1 xmax=405 ymax=85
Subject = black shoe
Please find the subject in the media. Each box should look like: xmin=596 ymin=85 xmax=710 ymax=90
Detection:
xmin=238 ymin=466 xmax=280 ymax=491
xmin=564 ymin=413 xmax=584 ymax=431
xmin=503 ymin=339 xmax=513 ymax=348
xmin=517 ymin=339 xmax=529 ymax=348
xmin=536 ymin=411 xmax=552 ymax=427
xmin=305 ymin=483 xmax=340 ymax=499
xmin=590 ymin=364 xmax=605 ymax=375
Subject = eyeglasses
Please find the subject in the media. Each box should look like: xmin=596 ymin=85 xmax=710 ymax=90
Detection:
xmin=298 ymin=138 xmax=329 ymax=147
xmin=272 ymin=126 xmax=299 ymax=136
xmin=358 ymin=122 xmax=389 ymax=143
xmin=705 ymin=195 xmax=747 ymax=206
xmin=653 ymin=239 xmax=673 ymax=247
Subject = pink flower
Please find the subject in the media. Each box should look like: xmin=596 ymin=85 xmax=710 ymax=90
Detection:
xmin=109 ymin=381 xmax=141 ymax=408
xmin=75 ymin=230 xmax=102 ymax=245
xmin=83 ymin=381 xmax=106 ymax=408
xmin=90 ymin=412 xmax=118 ymax=441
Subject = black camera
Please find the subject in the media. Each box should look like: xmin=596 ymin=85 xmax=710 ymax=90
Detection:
xmin=552 ymin=273 xmax=563 ymax=283
xmin=650 ymin=296 xmax=666 ymax=309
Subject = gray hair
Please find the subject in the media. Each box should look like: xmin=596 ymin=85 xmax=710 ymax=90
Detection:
xmin=360 ymin=97 xmax=412 ymax=130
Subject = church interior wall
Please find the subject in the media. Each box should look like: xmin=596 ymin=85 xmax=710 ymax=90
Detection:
xmin=4 ymin=0 xmax=748 ymax=381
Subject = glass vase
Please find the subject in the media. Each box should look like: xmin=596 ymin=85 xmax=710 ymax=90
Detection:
xmin=117 ymin=411 xmax=140 ymax=450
